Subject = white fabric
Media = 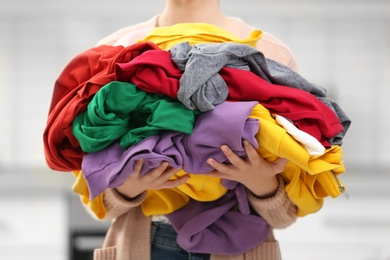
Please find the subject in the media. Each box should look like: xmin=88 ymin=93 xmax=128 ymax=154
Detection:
xmin=275 ymin=114 xmax=325 ymax=156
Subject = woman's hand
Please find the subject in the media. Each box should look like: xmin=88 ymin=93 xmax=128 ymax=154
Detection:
xmin=205 ymin=140 xmax=288 ymax=198
xmin=116 ymin=160 xmax=190 ymax=199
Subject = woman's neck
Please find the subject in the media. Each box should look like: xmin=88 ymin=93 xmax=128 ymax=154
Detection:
xmin=157 ymin=0 xmax=241 ymax=35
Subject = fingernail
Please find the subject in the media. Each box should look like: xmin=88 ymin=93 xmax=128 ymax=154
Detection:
xmin=243 ymin=140 xmax=249 ymax=146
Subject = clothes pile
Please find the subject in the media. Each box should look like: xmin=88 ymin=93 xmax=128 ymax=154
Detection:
xmin=43 ymin=23 xmax=351 ymax=255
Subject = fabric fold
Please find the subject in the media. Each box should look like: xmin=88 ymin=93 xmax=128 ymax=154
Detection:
xmin=82 ymin=101 xmax=259 ymax=199
xmin=43 ymin=42 xmax=161 ymax=171
xmin=167 ymin=188 xmax=269 ymax=255
xmin=72 ymin=81 xmax=198 ymax=153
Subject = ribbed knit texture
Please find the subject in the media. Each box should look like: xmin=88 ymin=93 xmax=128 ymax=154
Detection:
xmin=247 ymin=176 xmax=297 ymax=228
xmin=256 ymin=241 xmax=281 ymax=260
xmin=94 ymin=246 xmax=116 ymax=260
xmin=210 ymin=234 xmax=282 ymax=260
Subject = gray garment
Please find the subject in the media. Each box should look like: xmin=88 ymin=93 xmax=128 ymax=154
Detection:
xmin=170 ymin=42 xmax=327 ymax=111
xmin=317 ymin=97 xmax=351 ymax=145
xmin=169 ymin=41 xmax=350 ymax=145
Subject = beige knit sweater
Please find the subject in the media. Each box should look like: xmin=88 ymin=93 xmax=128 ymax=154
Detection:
xmin=91 ymin=15 xmax=299 ymax=260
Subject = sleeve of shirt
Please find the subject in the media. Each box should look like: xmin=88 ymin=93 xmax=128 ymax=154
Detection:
xmin=99 ymin=189 xmax=147 ymax=221
xmin=247 ymin=175 xmax=297 ymax=229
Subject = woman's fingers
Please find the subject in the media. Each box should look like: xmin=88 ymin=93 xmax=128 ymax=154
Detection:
xmin=132 ymin=159 xmax=144 ymax=177
xmin=158 ymin=166 xmax=182 ymax=183
xmin=220 ymin=145 xmax=244 ymax=168
xmin=242 ymin=139 xmax=288 ymax=173
xmin=157 ymin=174 xmax=190 ymax=189
xmin=206 ymin=141 xmax=254 ymax=178
xmin=271 ymin=158 xmax=289 ymax=173
xmin=243 ymin=140 xmax=260 ymax=164
xmin=145 ymin=162 xmax=187 ymax=188
xmin=148 ymin=161 xmax=170 ymax=179
xmin=206 ymin=159 xmax=235 ymax=180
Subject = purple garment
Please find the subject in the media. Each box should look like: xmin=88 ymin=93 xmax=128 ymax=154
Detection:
xmin=166 ymin=188 xmax=269 ymax=255
xmin=82 ymin=101 xmax=259 ymax=199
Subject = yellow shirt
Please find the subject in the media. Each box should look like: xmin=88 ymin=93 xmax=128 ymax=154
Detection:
xmin=72 ymin=170 xmax=106 ymax=219
xmin=249 ymin=104 xmax=345 ymax=216
xmin=142 ymin=171 xmax=227 ymax=216
xmin=72 ymin=169 xmax=228 ymax=218
xmin=138 ymin=23 xmax=262 ymax=50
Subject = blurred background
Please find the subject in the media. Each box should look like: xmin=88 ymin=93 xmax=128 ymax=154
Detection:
xmin=0 ymin=0 xmax=389 ymax=259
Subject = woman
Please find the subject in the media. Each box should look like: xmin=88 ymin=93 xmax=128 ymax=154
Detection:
xmin=92 ymin=1 xmax=298 ymax=259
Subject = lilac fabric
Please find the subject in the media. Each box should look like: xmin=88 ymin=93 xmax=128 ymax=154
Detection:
xmin=166 ymin=188 xmax=269 ymax=255
xmin=82 ymin=101 xmax=260 ymax=199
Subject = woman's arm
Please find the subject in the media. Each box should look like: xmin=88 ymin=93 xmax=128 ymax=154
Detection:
xmin=247 ymin=175 xmax=297 ymax=229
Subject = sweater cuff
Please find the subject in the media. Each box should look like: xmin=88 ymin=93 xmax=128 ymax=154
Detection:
xmin=247 ymin=175 xmax=288 ymax=210
xmin=103 ymin=188 xmax=147 ymax=219
xmin=93 ymin=246 xmax=116 ymax=260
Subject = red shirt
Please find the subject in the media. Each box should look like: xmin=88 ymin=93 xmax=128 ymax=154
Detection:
xmin=44 ymin=42 xmax=160 ymax=171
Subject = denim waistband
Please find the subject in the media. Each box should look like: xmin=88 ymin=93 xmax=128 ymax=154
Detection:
xmin=150 ymin=222 xmax=210 ymax=260
xmin=151 ymin=222 xmax=178 ymax=247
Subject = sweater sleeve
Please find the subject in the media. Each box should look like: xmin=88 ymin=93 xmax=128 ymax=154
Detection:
xmin=247 ymin=175 xmax=297 ymax=229
xmin=99 ymin=188 xmax=147 ymax=221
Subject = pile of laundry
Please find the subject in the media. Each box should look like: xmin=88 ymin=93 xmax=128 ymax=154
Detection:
xmin=43 ymin=23 xmax=351 ymax=255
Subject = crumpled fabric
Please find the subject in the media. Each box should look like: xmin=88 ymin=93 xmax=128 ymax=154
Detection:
xmin=169 ymin=41 xmax=327 ymax=110
xmin=170 ymin=42 xmax=351 ymax=145
xmin=275 ymin=114 xmax=325 ymax=156
xmin=72 ymin=102 xmax=346 ymax=218
xmin=248 ymin=104 xmax=345 ymax=216
xmin=43 ymin=42 xmax=161 ymax=171
xmin=142 ymin=171 xmax=227 ymax=216
xmin=72 ymin=170 xmax=106 ymax=219
xmin=166 ymin=188 xmax=269 ymax=255
xmin=81 ymin=101 xmax=259 ymax=199
xmin=81 ymin=101 xmax=346 ymax=216
xmin=116 ymin=49 xmax=348 ymax=146
xmin=72 ymin=81 xmax=198 ymax=153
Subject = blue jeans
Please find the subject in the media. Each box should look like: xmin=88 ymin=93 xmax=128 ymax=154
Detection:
xmin=151 ymin=222 xmax=210 ymax=260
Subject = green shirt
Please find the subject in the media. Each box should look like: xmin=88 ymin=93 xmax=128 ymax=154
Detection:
xmin=73 ymin=81 xmax=198 ymax=153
